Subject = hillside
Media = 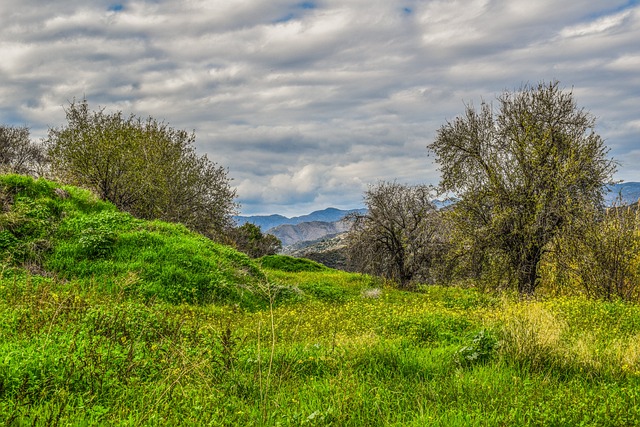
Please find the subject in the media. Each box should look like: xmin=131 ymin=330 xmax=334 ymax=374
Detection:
xmin=0 ymin=174 xmax=267 ymax=307
xmin=286 ymin=232 xmax=353 ymax=270
xmin=269 ymin=219 xmax=351 ymax=247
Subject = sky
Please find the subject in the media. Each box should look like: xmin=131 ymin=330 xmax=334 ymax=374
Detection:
xmin=1 ymin=0 xmax=639 ymax=216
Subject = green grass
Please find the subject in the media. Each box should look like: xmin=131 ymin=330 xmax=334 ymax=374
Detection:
xmin=1 ymin=174 xmax=640 ymax=425
xmin=0 ymin=174 xmax=267 ymax=307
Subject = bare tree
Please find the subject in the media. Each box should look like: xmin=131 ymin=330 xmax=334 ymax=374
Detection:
xmin=346 ymin=181 xmax=445 ymax=288
xmin=0 ymin=125 xmax=47 ymax=176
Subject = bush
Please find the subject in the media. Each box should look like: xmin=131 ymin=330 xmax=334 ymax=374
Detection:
xmin=259 ymin=255 xmax=328 ymax=273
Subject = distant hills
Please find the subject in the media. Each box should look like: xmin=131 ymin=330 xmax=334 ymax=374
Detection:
xmin=605 ymin=182 xmax=640 ymax=206
xmin=234 ymin=207 xmax=364 ymax=249
xmin=234 ymin=207 xmax=366 ymax=231
xmin=270 ymin=220 xmax=351 ymax=247
xmin=235 ymin=182 xmax=640 ymax=254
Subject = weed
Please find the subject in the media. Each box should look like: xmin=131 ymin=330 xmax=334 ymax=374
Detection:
xmin=455 ymin=329 xmax=498 ymax=367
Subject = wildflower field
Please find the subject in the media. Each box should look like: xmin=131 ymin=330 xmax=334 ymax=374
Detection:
xmin=2 ymin=265 xmax=640 ymax=426
xmin=1 ymin=175 xmax=640 ymax=425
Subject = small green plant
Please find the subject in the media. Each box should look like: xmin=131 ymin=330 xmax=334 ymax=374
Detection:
xmin=78 ymin=227 xmax=118 ymax=258
xmin=455 ymin=329 xmax=498 ymax=367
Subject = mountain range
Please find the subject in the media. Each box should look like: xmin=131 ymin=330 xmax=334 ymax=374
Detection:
xmin=234 ymin=207 xmax=366 ymax=231
xmin=235 ymin=182 xmax=640 ymax=251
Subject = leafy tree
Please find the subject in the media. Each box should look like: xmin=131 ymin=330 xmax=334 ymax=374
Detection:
xmin=46 ymin=99 xmax=237 ymax=239
xmin=230 ymin=223 xmax=282 ymax=258
xmin=346 ymin=181 xmax=445 ymax=288
xmin=0 ymin=125 xmax=47 ymax=176
xmin=428 ymin=81 xmax=616 ymax=294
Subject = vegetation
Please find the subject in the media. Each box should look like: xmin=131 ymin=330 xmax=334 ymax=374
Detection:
xmin=428 ymin=81 xmax=616 ymax=295
xmin=230 ymin=223 xmax=282 ymax=258
xmin=259 ymin=254 xmax=328 ymax=273
xmin=346 ymin=182 xmax=446 ymax=288
xmin=1 ymin=174 xmax=640 ymax=425
xmin=0 ymin=174 xmax=265 ymax=306
xmin=548 ymin=201 xmax=640 ymax=301
xmin=1 ymin=80 xmax=639 ymax=425
xmin=0 ymin=125 xmax=47 ymax=176
xmin=46 ymin=99 xmax=237 ymax=240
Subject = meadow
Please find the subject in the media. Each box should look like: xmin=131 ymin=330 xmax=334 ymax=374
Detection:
xmin=1 ymin=174 xmax=640 ymax=426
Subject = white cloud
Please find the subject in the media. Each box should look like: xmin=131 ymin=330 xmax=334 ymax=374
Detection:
xmin=560 ymin=10 xmax=631 ymax=38
xmin=1 ymin=0 xmax=639 ymax=215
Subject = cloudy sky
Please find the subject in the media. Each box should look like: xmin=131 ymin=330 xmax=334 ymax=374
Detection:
xmin=1 ymin=0 xmax=639 ymax=216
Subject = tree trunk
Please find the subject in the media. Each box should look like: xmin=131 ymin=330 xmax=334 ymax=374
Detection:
xmin=517 ymin=246 xmax=541 ymax=295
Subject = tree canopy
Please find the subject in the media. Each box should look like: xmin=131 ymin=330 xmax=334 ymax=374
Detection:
xmin=230 ymin=223 xmax=282 ymax=258
xmin=428 ymin=81 xmax=616 ymax=294
xmin=46 ymin=99 xmax=237 ymax=239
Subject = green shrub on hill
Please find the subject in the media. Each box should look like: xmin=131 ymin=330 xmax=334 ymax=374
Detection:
xmin=259 ymin=254 xmax=328 ymax=272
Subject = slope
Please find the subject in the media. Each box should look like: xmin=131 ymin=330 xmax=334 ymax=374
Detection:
xmin=0 ymin=174 xmax=267 ymax=307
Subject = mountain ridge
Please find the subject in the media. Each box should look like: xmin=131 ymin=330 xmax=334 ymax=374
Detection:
xmin=234 ymin=207 xmax=366 ymax=231
xmin=235 ymin=182 xmax=640 ymax=251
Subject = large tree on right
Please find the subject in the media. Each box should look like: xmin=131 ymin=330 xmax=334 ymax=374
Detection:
xmin=428 ymin=82 xmax=616 ymax=295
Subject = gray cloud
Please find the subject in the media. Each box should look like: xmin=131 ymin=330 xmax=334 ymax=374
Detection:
xmin=1 ymin=0 xmax=639 ymax=215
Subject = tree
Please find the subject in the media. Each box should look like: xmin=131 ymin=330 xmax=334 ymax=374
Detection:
xmin=550 ymin=201 xmax=640 ymax=301
xmin=346 ymin=181 xmax=445 ymax=288
xmin=46 ymin=99 xmax=238 ymax=239
xmin=0 ymin=125 xmax=47 ymax=176
xmin=428 ymin=81 xmax=616 ymax=295
xmin=230 ymin=223 xmax=282 ymax=258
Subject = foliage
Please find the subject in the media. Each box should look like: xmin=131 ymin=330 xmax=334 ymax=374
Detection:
xmin=0 ymin=125 xmax=47 ymax=176
xmin=2 ymin=267 xmax=640 ymax=425
xmin=551 ymin=202 xmax=640 ymax=301
xmin=346 ymin=181 xmax=446 ymax=288
xmin=455 ymin=329 xmax=498 ymax=367
xmin=428 ymin=81 xmax=616 ymax=295
xmin=46 ymin=99 xmax=238 ymax=239
xmin=260 ymin=254 xmax=328 ymax=272
xmin=230 ymin=222 xmax=282 ymax=258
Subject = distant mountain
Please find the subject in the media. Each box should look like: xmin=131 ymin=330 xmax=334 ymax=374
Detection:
xmin=233 ymin=214 xmax=290 ymax=231
xmin=286 ymin=233 xmax=352 ymax=271
xmin=234 ymin=207 xmax=366 ymax=231
xmin=605 ymin=182 xmax=640 ymax=206
xmin=233 ymin=183 xmax=640 ymax=254
xmin=269 ymin=220 xmax=351 ymax=247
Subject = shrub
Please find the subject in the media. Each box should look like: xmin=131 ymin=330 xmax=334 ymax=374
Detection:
xmin=259 ymin=255 xmax=328 ymax=273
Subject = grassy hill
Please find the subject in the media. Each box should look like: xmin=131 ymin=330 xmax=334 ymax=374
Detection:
xmin=0 ymin=174 xmax=267 ymax=307
xmin=2 ymin=175 xmax=640 ymax=426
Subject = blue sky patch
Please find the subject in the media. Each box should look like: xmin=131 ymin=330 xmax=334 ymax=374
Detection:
xmin=298 ymin=2 xmax=316 ymax=9
xmin=108 ymin=4 xmax=124 ymax=12
xmin=585 ymin=0 xmax=637 ymax=19
xmin=275 ymin=2 xmax=317 ymax=23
